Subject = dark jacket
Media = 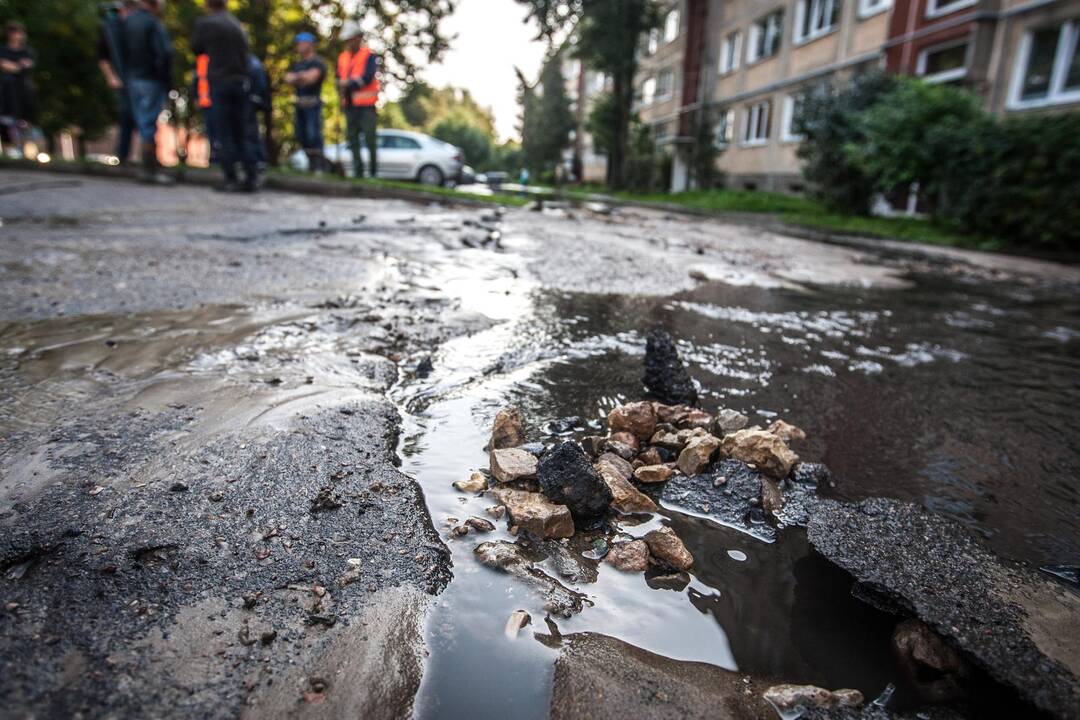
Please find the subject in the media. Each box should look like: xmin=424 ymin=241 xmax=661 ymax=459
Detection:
xmin=191 ymin=11 xmax=249 ymax=82
xmin=122 ymin=8 xmax=172 ymax=85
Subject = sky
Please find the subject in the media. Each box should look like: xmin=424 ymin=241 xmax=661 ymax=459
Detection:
xmin=420 ymin=0 xmax=550 ymax=142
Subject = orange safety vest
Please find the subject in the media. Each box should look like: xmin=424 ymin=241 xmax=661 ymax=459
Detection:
xmin=336 ymin=47 xmax=379 ymax=108
xmin=196 ymin=54 xmax=212 ymax=109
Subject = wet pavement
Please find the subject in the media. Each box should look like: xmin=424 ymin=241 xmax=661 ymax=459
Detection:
xmin=1 ymin=170 xmax=1079 ymax=718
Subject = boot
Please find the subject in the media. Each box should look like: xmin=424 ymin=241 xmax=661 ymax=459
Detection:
xmin=139 ymin=143 xmax=174 ymax=185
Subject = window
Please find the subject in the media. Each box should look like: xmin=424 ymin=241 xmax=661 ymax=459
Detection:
xmin=656 ymin=68 xmax=674 ymax=101
xmin=381 ymin=135 xmax=421 ymax=150
xmin=715 ymin=109 xmax=735 ymax=147
xmin=917 ymin=41 xmax=969 ymax=84
xmin=1010 ymin=20 xmax=1080 ymax=108
xmin=720 ymin=31 xmax=742 ymax=74
xmin=925 ymin=0 xmax=977 ymax=19
xmin=857 ymin=0 xmax=891 ymax=17
xmin=641 ymin=77 xmax=657 ymax=105
xmin=647 ymin=28 xmax=661 ymax=55
xmin=748 ymin=10 xmax=785 ymax=62
xmin=664 ymin=9 xmax=681 ymax=42
xmin=781 ymin=94 xmax=805 ymax=141
xmin=742 ymin=100 xmax=772 ymax=144
xmin=795 ymin=0 xmax=840 ymax=44
xmin=654 ymin=122 xmax=673 ymax=143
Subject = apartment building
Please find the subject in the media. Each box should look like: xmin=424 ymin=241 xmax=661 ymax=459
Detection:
xmin=563 ymin=55 xmax=611 ymax=183
xmin=632 ymin=0 xmax=1079 ymax=193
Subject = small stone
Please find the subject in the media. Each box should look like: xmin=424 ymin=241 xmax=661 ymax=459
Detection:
xmin=643 ymin=328 xmax=698 ymax=406
xmin=720 ymin=430 xmax=799 ymax=480
xmin=633 ymin=465 xmax=674 ymax=484
xmin=605 ymin=540 xmax=651 ymax=572
xmin=208 ymin=491 xmax=225 ymax=502
xmin=650 ymin=430 xmax=683 ymax=453
xmin=490 ymin=448 xmax=539 ymax=483
xmin=603 ymin=440 xmax=636 ymax=461
xmin=450 ymin=525 xmax=470 ymax=537
xmin=580 ymin=436 xmax=606 ymax=458
xmin=638 ymin=447 xmax=663 ymax=466
xmin=676 ymin=434 xmax=720 ymax=476
xmin=466 ymin=517 xmax=496 ymax=533
xmin=680 ymin=409 xmax=713 ymax=430
xmin=596 ymin=452 xmax=634 ymax=482
xmin=607 ymin=402 xmax=658 ymax=440
xmin=596 ymin=462 xmax=657 ymax=514
xmin=767 ymin=419 xmax=807 ymax=444
xmin=504 ymin=610 xmax=532 ymax=639
xmin=169 ymin=481 xmax=189 ymax=492
xmin=763 ymin=684 xmax=863 ymax=712
xmin=537 ymin=442 xmax=613 ymax=521
xmin=453 ymin=472 xmax=488 ymax=493
xmin=260 ymin=630 xmax=277 ymax=645
xmin=654 ymin=403 xmax=691 ymax=425
xmin=491 ymin=406 xmax=526 ymax=450
xmin=485 ymin=504 xmax=506 ymax=519
xmin=490 ymin=488 xmax=574 ymax=539
xmin=714 ymin=408 xmax=750 ymax=435
xmin=761 ymin=478 xmax=783 ymax=518
xmin=643 ymin=526 xmax=693 ymax=571
xmin=608 ymin=431 xmax=639 ymax=450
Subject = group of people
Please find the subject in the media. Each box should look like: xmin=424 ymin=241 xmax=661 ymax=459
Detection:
xmin=97 ymin=0 xmax=380 ymax=192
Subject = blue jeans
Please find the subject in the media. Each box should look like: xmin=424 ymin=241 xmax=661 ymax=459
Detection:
xmin=295 ymin=103 xmax=323 ymax=151
xmin=209 ymin=77 xmax=255 ymax=181
xmin=127 ymin=78 xmax=166 ymax=144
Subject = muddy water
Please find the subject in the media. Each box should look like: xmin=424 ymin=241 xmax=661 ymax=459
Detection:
xmin=393 ymin=240 xmax=1080 ymax=717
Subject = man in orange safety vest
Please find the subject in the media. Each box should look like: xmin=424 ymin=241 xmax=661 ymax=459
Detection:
xmin=336 ymin=22 xmax=379 ymax=179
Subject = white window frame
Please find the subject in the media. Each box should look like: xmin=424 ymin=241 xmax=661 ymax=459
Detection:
xmin=857 ymin=0 xmax=892 ymax=18
xmin=925 ymin=0 xmax=977 ymax=20
xmin=641 ymin=77 xmax=657 ymax=105
xmin=781 ymin=94 xmax=805 ymax=142
xmin=1008 ymin=20 xmax=1080 ymax=109
xmin=656 ymin=68 xmax=675 ymax=102
xmin=748 ymin=10 xmax=785 ymax=63
xmin=719 ymin=30 xmax=743 ymax=75
xmin=916 ymin=39 xmax=970 ymax=84
xmin=794 ymin=0 xmax=840 ymax=45
xmin=715 ymin=109 xmax=735 ymax=148
xmin=664 ymin=9 xmax=681 ymax=43
xmin=742 ymin=100 xmax=772 ymax=146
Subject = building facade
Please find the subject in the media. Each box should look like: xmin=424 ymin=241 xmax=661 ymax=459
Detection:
xmin=629 ymin=0 xmax=1080 ymax=193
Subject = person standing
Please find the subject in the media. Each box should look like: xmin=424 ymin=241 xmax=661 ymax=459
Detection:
xmin=0 ymin=21 xmax=38 ymax=148
xmin=121 ymin=0 xmax=173 ymax=183
xmin=336 ymin=23 xmax=379 ymax=179
xmin=285 ymin=32 xmax=327 ymax=173
xmin=192 ymin=0 xmax=257 ymax=192
xmin=98 ymin=0 xmax=138 ymax=165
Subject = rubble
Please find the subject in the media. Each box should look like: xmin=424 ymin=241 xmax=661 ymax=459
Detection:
xmin=605 ymin=540 xmax=651 ymax=572
xmin=714 ymin=408 xmax=750 ymax=434
xmin=596 ymin=462 xmax=657 ymax=514
xmin=490 ymin=448 xmax=539 ymax=483
xmin=491 ymin=406 xmax=526 ymax=450
xmin=632 ymin=465 xmax=673 ymax=484
xmin=490 ymin=488 xmax=574 ymax=539
xmin=719 ymin=429 xmax=799 ymax=480
xmin=537 ymin=442 xmax=613 ymax=522
xmin=452 ymin=472 xmax=487 ymax=494
xmin=642 ymin=327 xmax=698 ymax=406
xmin=606 ymin=402 xmax=658 ymax=441
xmin=643 ymin=526 xmax=693 ymax=571
xmin=676 ymin=434 xmax=720 ymax=476
xmin=766 ymin=419 xmax=806 ymax=444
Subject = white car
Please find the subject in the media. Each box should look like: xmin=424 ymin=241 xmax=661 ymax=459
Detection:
xmin=289 ymin=129 xmax=464 ymax=186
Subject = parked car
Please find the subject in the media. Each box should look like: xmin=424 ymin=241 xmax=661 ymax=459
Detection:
xmin=289 ymin=129 xmax=463 ymax=185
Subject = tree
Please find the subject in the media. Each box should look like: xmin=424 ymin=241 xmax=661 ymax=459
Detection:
xmin=2 ymin=0 xmax=115 ymax=149
xmin=585 ymin=91 xmax=615 ymax=156
xmin=430 ymin=114 xmax=491 ymax=167
xmin=516 ymin=0 xmax=661 ymax=188
xmin=520 ymin=51 xmax=574 ymax=176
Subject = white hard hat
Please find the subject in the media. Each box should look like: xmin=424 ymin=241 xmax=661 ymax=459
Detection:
xmin=340 ymin=20 xmax=363 ymax=40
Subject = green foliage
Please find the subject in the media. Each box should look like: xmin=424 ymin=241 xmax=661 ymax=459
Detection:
xmin=623 ymin=120 xmax=668 ymax=192
xmin=585 ymin=91 xmax=615 ymax=156
xmin=687 ymin=108 xmax=722 ymax=189
xmin=430 ymin=114 xmax=491 ymax=167
xmin=516 ymin=0 xmax=661 ymax=188
xmin=2 ymin=0 xmax=115 ymax=141
xmin=519 ymin=51 xmax=575 ymax=175
xmin=487 ymin=141 xmax=522 ymax=173
xmin=795 ymin=71 xmax=896 ymax=215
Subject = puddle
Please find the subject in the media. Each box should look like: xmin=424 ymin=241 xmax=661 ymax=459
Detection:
xmin=391 ymin=229 xmax=1080 ymax=717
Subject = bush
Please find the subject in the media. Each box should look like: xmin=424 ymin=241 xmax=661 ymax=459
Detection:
xmin=795 ymin=71 xmax=897 ymax=215
xmin=430 ymin=115 xmax=492 ymax=168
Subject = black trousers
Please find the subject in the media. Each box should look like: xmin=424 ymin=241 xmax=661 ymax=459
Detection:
xmin=210 ymin=77 xmax=256 ymax=181
xmin=345 ymin=106 xmax=377 ymax=178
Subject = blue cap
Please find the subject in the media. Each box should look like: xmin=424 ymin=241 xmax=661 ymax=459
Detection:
xmin=295 ymin=32 xmax=316 ymax=44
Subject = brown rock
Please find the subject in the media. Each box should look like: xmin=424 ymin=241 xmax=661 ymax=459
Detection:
xmin=893 ymin=619 xmax=969 ymax=702
xmin=596 ymin=463 xmax=657 ymax=514
xmin=490 ymin=488 xmax=574 ymax=539
xmin=767 ymin=419 xmax=807 ymax=444
xmin=643 ymin=526 xmax=694 ymax=571
xmin=608 ymin=431 xmax=639 ymax=450
xmin=490 ymin=448 xmax=539 ymax=483
xmin=452 ymin=472 xmax=488 ymax=494
xmin=580 ymin=435 xmax=606 ymax=458
xmin=466 ymin=517 xmax=496 ymax=533
xmin=596 ymin=452 xmax=634 ymax=482
xmin=603 ymin=440 xmax=635 ymax=461
xmin=638 ymin=447 xmax=663 ymax=466
xmin=607 ymin=402 xmax=658 ymax=440
xmin=719 ymin=430 xmax=799 ymax=480
xmin=491 ymin=406 xmax=527 ymax=450
xmin=605 ymin=540 xmax=651 ymax=572
xmin=679 ymin=409 xmax=713 ymax=430
xmin=714 ymin=408 xmax=749 ymax=435
xmin=761 ymin=477 xmax=783 ymax=518
xmin=633 ymin=465 xmax=674 ymax=484
xmin=762 ymin=684 xmax=863 ymax=713
xmin=654 ymin=403 xmax=692 ymax=425
xmin=676 ymin=434 xmax=720 ymax=476
xmin=650 ymin=430 xmax=683 ymax=453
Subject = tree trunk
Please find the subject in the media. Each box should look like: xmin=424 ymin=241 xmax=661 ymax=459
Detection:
xmin=608 ymin=72 xmax=631 ymax=189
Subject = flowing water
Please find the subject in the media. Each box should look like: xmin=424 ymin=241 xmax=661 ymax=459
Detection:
xmin=390 ymin=235 xmax=1080 ymax=718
